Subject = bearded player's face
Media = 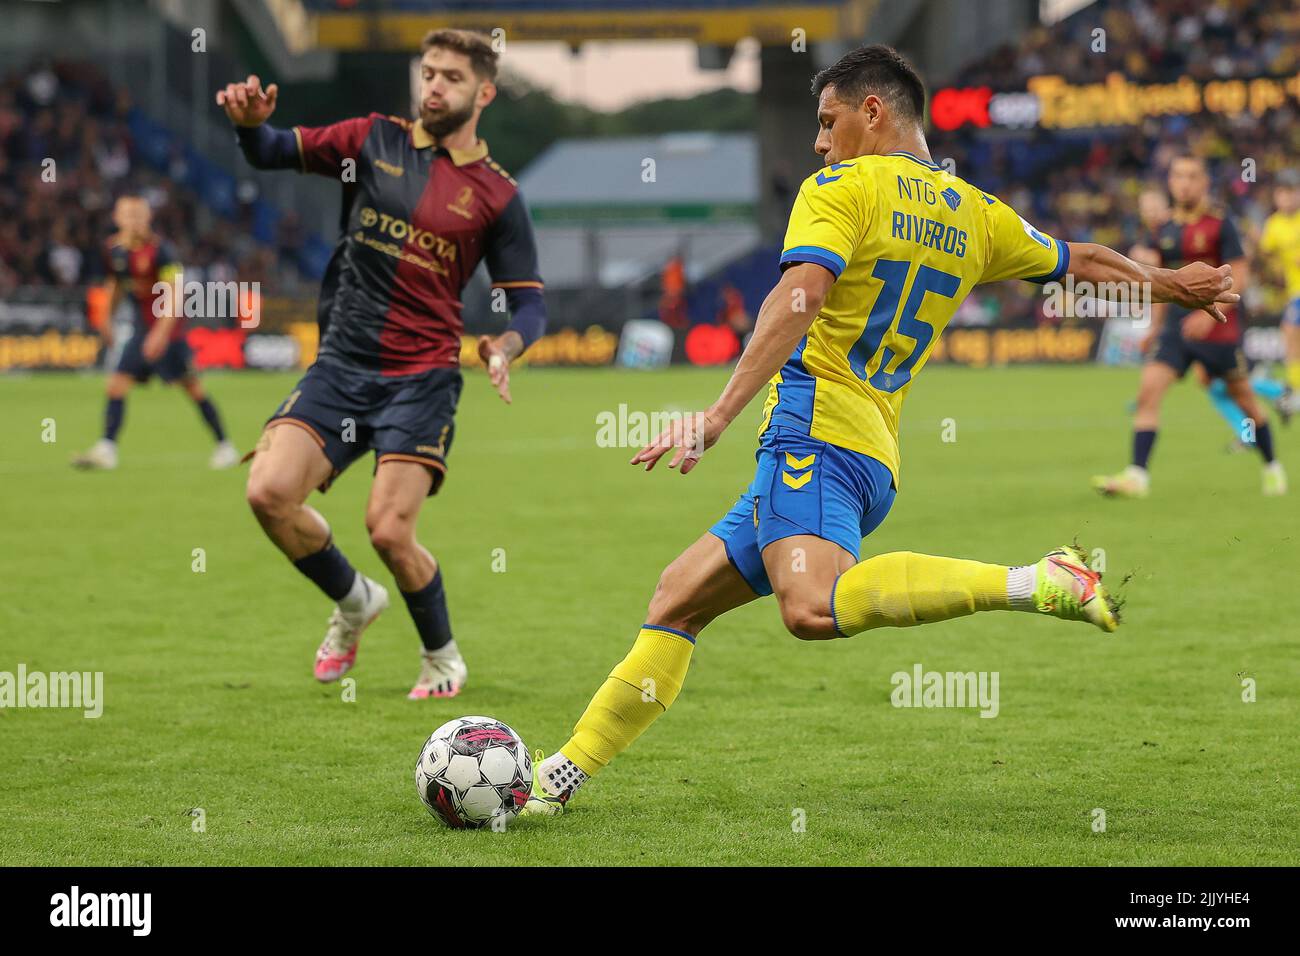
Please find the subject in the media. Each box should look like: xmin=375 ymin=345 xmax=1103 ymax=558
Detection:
xmin=418 ymin=46 xmax=491 ymax=138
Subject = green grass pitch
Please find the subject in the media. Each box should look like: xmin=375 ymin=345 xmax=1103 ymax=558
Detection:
xmin=2 ymin=364 xmax=1297 ymax=865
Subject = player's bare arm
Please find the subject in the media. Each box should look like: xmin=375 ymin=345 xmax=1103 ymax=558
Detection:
xmin=1128 ymin=241 xmax=1157 ymax=264
xmin=1139 ymin=299 xmax=1167 ymax=352
xmin=631 ymin=262 xmax=832 ymax=474
xmin=1127 ymin=243 xmax=1166 ymax=346
xmin=1066 ymin=241 xmax=1239 ymax=322
xmin=141 ymin=292 xmax=176 ymax=362
xmin=99 ymin=276 xmax=120 ymax=346
xmin=141 ymin=317 xmax=173 ymax=362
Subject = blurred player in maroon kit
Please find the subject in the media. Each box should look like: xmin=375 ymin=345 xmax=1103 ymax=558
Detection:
xmin=1094 ymin=154 xmax=1286 ymax=497
xmin=1129 ymin=183 xmax=1290 ymax=454
xmin=72 ymin=196 xmax=237 ymax=471
xmin=219 ymin=29 xmax=548 ymax=698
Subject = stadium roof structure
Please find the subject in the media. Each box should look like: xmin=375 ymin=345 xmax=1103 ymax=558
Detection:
xmin=517 ymin=132 xmax=757 ymax=224
xmin=300 ymin=0 xmax=877 ymax=49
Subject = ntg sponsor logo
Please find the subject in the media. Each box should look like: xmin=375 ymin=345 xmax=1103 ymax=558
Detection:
xmin=49 ymin=886 xmax=151 ymax=936
xmin=0 ymin=664 xmax=103 ymax=718
xmin=890 ymin=662 xmax=999 ymax=718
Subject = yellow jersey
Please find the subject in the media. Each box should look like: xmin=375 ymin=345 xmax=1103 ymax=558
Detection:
xmin=1258 ymin=209 xmax=1300 ymax=298
xmin=759 ymin=151 xmax=1068 ymax=487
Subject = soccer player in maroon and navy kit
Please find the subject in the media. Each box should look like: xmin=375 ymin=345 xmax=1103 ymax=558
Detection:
xmin=1094 ymin=154 xmax=1286 ymax=497
xmin=71 ymin=195 xmax=237 ymax=472
xmin=219 ymin=29 xmax=548 ymax=698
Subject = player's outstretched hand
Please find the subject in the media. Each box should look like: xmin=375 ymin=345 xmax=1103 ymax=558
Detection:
xmin=631 ymin=411 xmax=725 ymax=475
xmin=1173 ymin=261 xmax=1239 ymax=323
xmin=476 ymin=335 xmax=513 ymax=404
xmin=216 ymin=74 xmax=278 ymax=127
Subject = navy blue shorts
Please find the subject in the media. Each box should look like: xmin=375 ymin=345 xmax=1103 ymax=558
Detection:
xmin=265 ymin=360 xmax=463 ymax=495
xmin=709 ymin=428 xmax=896 ymax=597
xmin=115 ymin=332 xmax=192 ymax=384
xmin=1149 ymin=325 xmax=1246 ymax=379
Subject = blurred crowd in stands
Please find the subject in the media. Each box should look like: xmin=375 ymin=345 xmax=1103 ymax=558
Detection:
xmin=0 ymin=59 xmax=302 ymax=297
xmin=933 ymin=0 xmax=1300 ymax=326
xmin=6 ymin=0 xmax=1300 ymax=334
xmin=961 ymin=0 xmax=1299 ymax=87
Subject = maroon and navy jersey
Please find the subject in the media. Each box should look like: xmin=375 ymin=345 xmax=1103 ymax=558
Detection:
xmin=294 ymin=113 xmax=543 ymax=376
xmin=105 ymin=236 xmax=185 ymax=341
xmin=1152 ymin=210 xmax=1244 ymax=344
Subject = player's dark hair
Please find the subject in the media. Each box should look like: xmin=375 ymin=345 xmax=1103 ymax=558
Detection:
xmin=421 ymin=29 xmax=499 ymax=82
xmin=811 ymin=45 xmax=925 ymax=123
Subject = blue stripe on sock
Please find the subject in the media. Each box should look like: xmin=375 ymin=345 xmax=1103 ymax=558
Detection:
xmin=642 ymin=623 xmax=696 ymax=645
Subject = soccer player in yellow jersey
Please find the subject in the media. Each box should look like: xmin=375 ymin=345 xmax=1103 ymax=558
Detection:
xmin=521 ymin=46 xmax=1239 ymax=815
xmin=1258 ymin=169 xmax=1300 ymax=406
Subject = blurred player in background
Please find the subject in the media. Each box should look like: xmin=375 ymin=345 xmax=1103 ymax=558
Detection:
xmin=71 ymin=196 xmax=238 ymax=471
xmin=219 ymin=29 xmax=546 ymax=699
xmin=1131 ymin=183 xmax=1289 ymax=454
xmin=1093 ymin=154 xmax=1286 ymax=497
xmin=521 ymin=46 xmax=1238 ymax=816
xmin=1257 ymin=169 xmax=1300 ymax=413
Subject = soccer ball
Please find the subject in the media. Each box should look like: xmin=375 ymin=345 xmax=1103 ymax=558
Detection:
xmin=414 ymin=716 xmax=532 ymax=829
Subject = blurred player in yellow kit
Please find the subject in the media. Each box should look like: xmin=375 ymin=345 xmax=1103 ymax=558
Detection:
xmin=1258 ymin=169 xmax=1300 ymax=409
xmin=520 ymin=46 xmax=1240 ymax=815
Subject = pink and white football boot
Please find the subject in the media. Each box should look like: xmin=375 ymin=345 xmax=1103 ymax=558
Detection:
xmin=313 ymin=575 xmax=389 ymax=682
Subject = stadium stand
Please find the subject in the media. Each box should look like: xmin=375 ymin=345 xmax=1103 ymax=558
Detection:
xmin=5 ymin=0 xmax=1300 ymax=344
xmin=929 ymin=0 xmax=1300 ymax=325
xmin=0 ymin=58 xmax=322 ymax=299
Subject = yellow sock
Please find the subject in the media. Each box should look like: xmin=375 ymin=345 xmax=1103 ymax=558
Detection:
xmin=1288 ymin=360 xmax=1300 ymax=393
xmin=832 ymin=551 xmax=1010 ymax=636
xmin=561 ymin=625 xmax=695 ymax=776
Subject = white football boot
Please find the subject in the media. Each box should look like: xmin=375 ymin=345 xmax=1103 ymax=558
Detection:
xmin=71 ymin=439 xmax=118 ymax=470
xmin=1091 ymin=464 xmax=1149 ymax=498
xmin=1263 ymin=462 xmax=1288 ymax=497
xmin=209 ymin=440 xmax=240 ymax=469
xmin=408 ymin=643 xmax=468 ymax=699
